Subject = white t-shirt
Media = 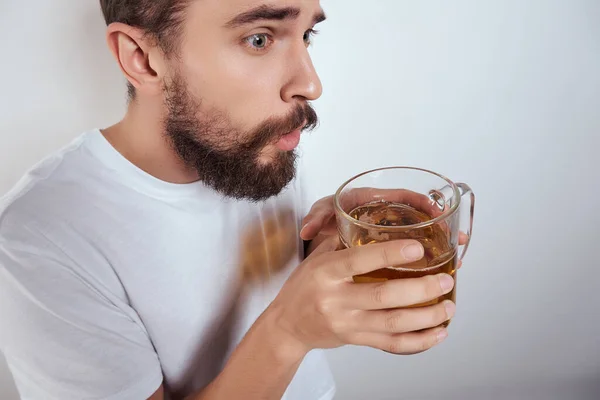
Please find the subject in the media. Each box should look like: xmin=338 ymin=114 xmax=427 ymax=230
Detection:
xmin=0 ymin=129 xmax=336 ymax=400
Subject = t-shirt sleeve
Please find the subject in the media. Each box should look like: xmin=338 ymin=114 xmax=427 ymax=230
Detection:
xmin=0 ymin=235 xmax=164 ymax=400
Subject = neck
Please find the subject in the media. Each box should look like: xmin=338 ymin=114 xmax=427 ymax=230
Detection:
xmin=101 ymin=97 xmax=200 ymax=184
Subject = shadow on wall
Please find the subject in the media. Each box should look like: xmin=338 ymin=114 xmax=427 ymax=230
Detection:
xmin=0 ymin=355 xmax=19 ymax=400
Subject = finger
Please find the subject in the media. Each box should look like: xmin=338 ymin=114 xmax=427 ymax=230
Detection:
xmin=323 ymin=239 xmax=425 ymax=279
xmin=306 ymin=234 xmax=342 ymax=259
xmin=456 ymin=259 xmax=463 ymax=270
xmin=349 ymin=326 xmax=448 ymax=355
xmin=345 ymin=273 xmax=455 ymax=310
xmin=459 ymin=231 xmax=469 ymax=246
xmin=301 ymin=210 xmax=333 ymax=241
xmin=346 ymin=188 xmax=445 ymax=219
xmin=357 ymin=300 xmax=455 ymax=334
xmin=301 ymin=196 xmax=335 ymax=241
xmin=300 ymin=214 xmax=337 ymax=241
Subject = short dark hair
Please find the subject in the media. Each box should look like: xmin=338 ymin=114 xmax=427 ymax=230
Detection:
xmin=99 ymin=0 xmax=190 ymax=100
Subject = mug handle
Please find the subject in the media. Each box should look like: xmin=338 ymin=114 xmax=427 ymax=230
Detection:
xmin=456 ymin=183 xmax=475 ymax=260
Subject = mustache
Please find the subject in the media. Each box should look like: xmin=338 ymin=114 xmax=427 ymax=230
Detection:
xmin=241 ymin=103 xmax=319 ymax=151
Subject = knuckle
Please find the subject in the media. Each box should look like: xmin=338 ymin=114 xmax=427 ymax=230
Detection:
xmin=384 ymin=312 xmax=402 ymax=332
xmin=387 ymin=340 xmax=399 ymax=354
xmin=331 ymin=317 xmax=349 ymax=336
xmin=311 ymin=252 xmax=336 ymax=275
xmin=340 ymin=249 xmax=357 ymax=276
xmin=325 ymin=315 xmax=341 ymax=334
xmin=370 ymin=283 xmax=388 ymax=306
xmin=315 ymin=297 xmax=333 ymax=317
xmin=327 ymin=311 xmax=356 ymax=339
xmin=388 ymin=336 xmax=405 ymax=354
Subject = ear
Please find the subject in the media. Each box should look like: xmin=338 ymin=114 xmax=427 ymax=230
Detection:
xmin=105 ymin=22 xmax=167 ymax=97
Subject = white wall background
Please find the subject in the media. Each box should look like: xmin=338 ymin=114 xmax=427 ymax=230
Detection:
xmin=1 ymin=1 xmax=599 ymax=399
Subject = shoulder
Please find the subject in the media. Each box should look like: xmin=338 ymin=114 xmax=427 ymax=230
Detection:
xmin=0 ymin=130 xmax=133 ymax=324
xmin=0 ymin=130 xmax=121 ymax=294
xmin=0 ymin=130 xmax=105 ymax=240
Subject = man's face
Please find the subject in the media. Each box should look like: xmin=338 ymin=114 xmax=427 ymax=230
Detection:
xmin=162 ymin=0 xmax=324 ymax=201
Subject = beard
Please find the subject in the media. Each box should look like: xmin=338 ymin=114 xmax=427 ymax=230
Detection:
xmin=162 ymin=74 xmax=318 ymax=202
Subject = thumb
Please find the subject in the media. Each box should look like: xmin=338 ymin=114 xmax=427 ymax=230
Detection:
xmin=300 ymin=210 xmax=335 ymax=241
xmin=300 ymin=196 xmax=335 ymax=241
xmin=306 ymin=235 xmax=342 ymax=259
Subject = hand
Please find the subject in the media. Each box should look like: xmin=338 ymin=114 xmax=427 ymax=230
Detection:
xmin=300 ymin=194 xmax=337 ymax=241
xmin=300 ymin=190 xmax=469 ymax=265
xmin=267 ymin=236 xmax=455 ymax=355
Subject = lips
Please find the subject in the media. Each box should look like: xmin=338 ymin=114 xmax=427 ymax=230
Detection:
xmin=276 ymin=128 xmax=302 ymax=151
xmin=275 ymin=122 xmax=306 ymax=151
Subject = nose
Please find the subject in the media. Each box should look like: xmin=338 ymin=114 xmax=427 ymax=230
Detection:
xmin=280 ymin=45 xmax=323 ymax=103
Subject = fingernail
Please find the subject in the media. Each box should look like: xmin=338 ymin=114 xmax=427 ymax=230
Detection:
xmin=438 ymin=274 xmax=454 ymax=293
xmin=402 ymin=243 xmax=424 ymax=260
xmin=443 ymin=300 xmax=456 ymax=319
xmin=437 ymin=328 xmax=448 ymax=342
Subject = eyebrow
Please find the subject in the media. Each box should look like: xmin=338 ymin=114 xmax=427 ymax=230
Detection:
xmin=225 ymin=5 xmax=327 ymax=28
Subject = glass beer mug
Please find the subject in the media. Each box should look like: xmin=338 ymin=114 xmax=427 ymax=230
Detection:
xmin=334 ymin=167 xmax=475 ymax=325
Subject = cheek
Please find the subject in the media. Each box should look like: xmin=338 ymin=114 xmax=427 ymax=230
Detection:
xmin=181 ymin=45 xmax=288 ymax=127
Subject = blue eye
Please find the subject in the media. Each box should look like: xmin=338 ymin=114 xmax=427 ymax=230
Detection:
xmin=247 ymin=33 xmax=270 ymax=49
